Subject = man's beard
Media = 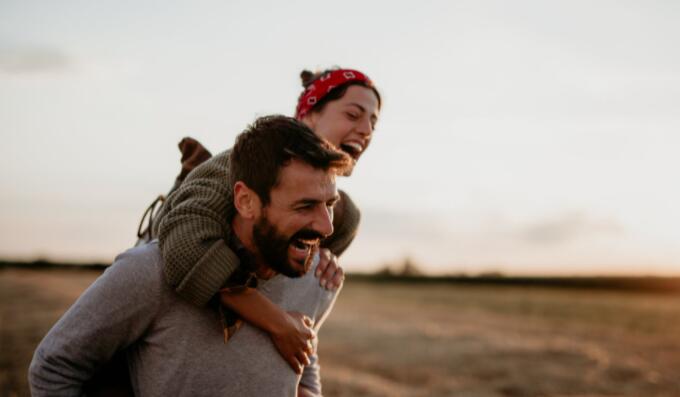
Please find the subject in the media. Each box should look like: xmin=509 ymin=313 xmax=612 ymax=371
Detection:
xmin=252 ymin=213 xmax=322 ymax=278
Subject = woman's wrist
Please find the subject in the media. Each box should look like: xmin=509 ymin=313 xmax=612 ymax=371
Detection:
xmin=264 ymin=305 xmax=291 ymax=336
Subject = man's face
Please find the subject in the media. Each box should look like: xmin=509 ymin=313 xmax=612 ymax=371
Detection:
xmin=252 ymin=159 xmax=339 ymax=277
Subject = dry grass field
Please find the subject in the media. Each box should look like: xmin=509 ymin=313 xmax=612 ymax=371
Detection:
xmin=2 ymin=268 xmax=679 ymax=397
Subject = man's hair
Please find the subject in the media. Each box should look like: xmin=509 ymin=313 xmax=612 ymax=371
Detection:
xmin=229 ymin=115 xmax=352 ymax=206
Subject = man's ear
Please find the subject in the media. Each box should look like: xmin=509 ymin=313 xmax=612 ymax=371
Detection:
xmin=233 ymin=181 xmax=261 ymax=219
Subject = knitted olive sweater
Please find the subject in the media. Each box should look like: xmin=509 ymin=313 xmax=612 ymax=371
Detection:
xmin=153 ymin=150 xmax=361 ymax=306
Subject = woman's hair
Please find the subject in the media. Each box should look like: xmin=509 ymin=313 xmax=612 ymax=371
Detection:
xmin=297 ymin=68 xmax=382 ymax=117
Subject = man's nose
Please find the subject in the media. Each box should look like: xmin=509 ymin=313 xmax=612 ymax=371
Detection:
xmin=312 ymin=205 xmax=334 ymax=238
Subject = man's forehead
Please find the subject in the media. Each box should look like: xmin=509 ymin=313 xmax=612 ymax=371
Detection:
xmin=273 ymin=160 xmax=337 ymax=197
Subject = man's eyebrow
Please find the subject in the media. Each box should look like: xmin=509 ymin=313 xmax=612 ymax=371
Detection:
xmin=292 ymin=194 xmax=340 ymax=207
xmin=292 ymin=198 xmax=322 ymax=207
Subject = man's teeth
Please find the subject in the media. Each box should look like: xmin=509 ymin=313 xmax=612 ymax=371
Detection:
xmin=292 ymin=239 xmax=318 ymax=250
xmin=292 ymin=246 xmax=307 ymax=254
xmin=292 ymin=240 xmax=308 ymax=250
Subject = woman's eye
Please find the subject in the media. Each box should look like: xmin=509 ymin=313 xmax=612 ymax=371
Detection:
xmin=346 ymin=112 xmax=359 ymax=120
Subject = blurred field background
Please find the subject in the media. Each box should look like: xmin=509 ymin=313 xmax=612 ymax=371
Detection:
xmin=3 ymin=2 xmax=680 ymax=396
xmin=2 ymin=267 xmax=680 ymax=397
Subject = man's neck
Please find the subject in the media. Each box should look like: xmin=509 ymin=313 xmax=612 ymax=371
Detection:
xmin=231 ymin=216 xmax=276 ymax=279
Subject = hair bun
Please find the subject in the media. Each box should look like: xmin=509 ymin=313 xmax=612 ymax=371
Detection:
xmin=300 ymin=70 xmax=316 ymax=88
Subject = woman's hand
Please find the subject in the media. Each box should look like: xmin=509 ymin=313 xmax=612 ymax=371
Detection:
xmin=270 ymin=311 xmax=316 ymax=374
xmin=314 ymin=248 xmax=344 ymax=290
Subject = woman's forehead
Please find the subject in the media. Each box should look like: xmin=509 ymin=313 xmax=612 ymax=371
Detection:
xmin=339 ymin=86 xmax=380 ymax=114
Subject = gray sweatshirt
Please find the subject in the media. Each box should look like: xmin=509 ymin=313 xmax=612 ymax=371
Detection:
xmin=29 ymin=242 xmax=339 ymax=396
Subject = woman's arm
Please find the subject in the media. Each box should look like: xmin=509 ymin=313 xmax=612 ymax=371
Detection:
xmin=220 ymin=247 xmax=347 ymax=374
xmin=155 ymin=150 xmax=241 ymax=307
xmin=220 ymin=286 xmax=316 ymax=374
xmin=322 ymin=190 xmax=361 ymax=256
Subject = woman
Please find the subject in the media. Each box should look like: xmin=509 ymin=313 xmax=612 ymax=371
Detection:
xmin=153 ymin=68 xmax=381 ymax=375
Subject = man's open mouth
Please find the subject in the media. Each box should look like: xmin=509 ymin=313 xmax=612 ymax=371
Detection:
xmin=290 ymin=237 xmax=320 ymax=254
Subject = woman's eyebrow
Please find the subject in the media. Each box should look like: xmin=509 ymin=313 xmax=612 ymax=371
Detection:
xmin=348 ymin=102 xmax=379 ymax=119
xmin=346 ymin=103 xmax=366 ymax=113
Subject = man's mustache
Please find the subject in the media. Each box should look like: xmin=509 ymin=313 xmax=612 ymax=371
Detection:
xmin=291 ymin=229 xmax=325 ymax=242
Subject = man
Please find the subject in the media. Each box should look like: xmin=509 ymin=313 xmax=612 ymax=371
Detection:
xmin=29 ymin=115 xmax=352 ymax=396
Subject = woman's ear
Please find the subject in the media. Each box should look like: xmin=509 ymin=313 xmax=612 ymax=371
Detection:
xmin=233 ymin=181 xmax=261 ymax=219
xmin=301 ymin=111 xmax=318 ymax=131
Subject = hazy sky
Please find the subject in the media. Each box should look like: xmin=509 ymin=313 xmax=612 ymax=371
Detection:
xmin=2 ymin=0 xmax=679 ymax=275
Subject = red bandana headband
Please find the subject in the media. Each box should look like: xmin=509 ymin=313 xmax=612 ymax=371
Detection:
xmin=295 ymin=69 xmax=373 ymax=120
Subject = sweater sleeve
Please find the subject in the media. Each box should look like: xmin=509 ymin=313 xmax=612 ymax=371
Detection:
xmin=155 ymin=150 xmax=241 ymax=307
xmin=322 ymin=189 xmax=361 ymax=257
xmin=299 ymin=338 xmax=321 ymax=395
xmin=28 ymin=246 xmax=163 ymax=397
xmin=298 ymin=280 xmax=343 ymax=395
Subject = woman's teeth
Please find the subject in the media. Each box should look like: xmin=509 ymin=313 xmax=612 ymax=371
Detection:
xmin=340 ymin=143 xmax=363 ymax=159
xmin=347 ymin=142 xmax=363 ymax=152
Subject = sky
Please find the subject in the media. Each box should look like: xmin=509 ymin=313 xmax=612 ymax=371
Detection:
xmin=1 ymin=0 xmax=679 ymax=275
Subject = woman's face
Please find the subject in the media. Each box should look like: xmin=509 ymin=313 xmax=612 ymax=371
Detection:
xmin=302 ymin=85 xmax=380 ymax=173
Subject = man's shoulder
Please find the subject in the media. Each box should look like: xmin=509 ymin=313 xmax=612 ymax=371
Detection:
xmin=105 ymin=242 xmax=165 ymax=290
xmin=112 ymin=242 xmax=162 ymax=269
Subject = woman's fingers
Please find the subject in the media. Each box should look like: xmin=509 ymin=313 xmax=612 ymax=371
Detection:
xmin=315 ymin=249 xmax=344 ymax=290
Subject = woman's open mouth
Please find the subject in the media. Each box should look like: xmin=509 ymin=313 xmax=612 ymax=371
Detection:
xmin=340 ymin=142 xmax=363 ymax=161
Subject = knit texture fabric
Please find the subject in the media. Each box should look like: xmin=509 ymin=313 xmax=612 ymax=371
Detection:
xmin=154 ymin=150 xmax=360 ymax=307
